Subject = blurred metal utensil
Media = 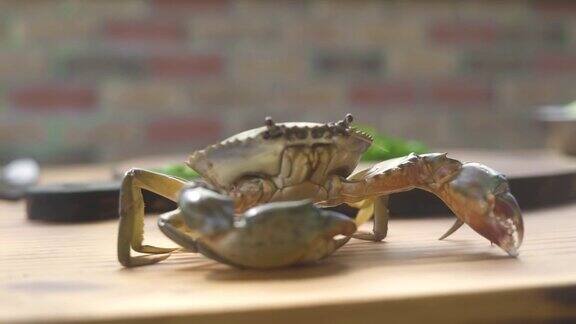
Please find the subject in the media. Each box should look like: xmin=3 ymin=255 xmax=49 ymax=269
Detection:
xmin=0 ymin=158 xmax=40 ymax=200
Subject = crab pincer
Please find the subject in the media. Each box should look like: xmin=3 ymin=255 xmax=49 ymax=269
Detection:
xmin=436 ymin=163 xmax=524 ymax=256
xmin=342 ymin=153 xmax=524 ymax=256
xmin=158 ymin=184 xmax=356 ymax=269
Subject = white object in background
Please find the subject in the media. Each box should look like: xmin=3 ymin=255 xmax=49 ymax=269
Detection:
xmin=0 ymin=158 xmax=40 ymax=199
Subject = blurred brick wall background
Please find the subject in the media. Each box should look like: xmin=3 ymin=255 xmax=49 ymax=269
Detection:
xmin=0 ymin=0 xmax=575 ymax=163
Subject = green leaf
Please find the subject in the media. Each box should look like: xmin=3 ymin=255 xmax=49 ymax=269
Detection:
xmin=355 ymin=125 xmax=427 ymax=161
xmin=152 ymin=164 xmax=199 ymax=181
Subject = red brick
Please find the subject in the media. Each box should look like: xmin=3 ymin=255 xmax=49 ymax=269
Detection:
xmin=103 ymin=20 xmax=186 ymax=43
xmin=425 ymin=80 xmax=493 ymax=105
xmin=429 ymin=21 xmax=498 ymax=46
xmin=534 ymin=54 xmax=576 ymax=72
xmin=148 ymin=54 xmax=224 ymax=78
xmin=9 ymin=85 xmax=97 ymax=112
xmin=151 ymin=0 xmax=230 ymax=13
xmin=146 ymin=117 xmax=222 ymax=143
xmin=349 ymin=82 xmax=416 ymax=107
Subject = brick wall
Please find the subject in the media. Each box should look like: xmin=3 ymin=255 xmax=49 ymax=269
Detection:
xmin=1 ymin=0 xmax=575 ymax=163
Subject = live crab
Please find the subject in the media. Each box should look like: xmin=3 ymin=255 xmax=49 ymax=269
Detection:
xmin=118 ymin=114 xmax=524 ymax=269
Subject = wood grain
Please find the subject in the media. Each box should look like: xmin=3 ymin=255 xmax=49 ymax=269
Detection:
xmin=2 ymin=197 xmax=576 ymax=322
xmin=2 ymin=155 xmax=576 ymax=323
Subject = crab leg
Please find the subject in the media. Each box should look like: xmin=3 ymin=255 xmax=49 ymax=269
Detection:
xmin=118 ymin=169 xmax=186 ymax=267
xmin=327 ymin=153 xmax=523 ymax=256
xmin=349 ymin=196 xmax=389 ymax=241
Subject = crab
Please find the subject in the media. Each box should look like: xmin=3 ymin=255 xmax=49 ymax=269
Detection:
xmin=118 ymin=114 xmax=524 ymax=269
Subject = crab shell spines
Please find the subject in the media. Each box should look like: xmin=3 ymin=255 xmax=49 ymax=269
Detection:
xmin=187 ymin=122 xmax=373 ymax=190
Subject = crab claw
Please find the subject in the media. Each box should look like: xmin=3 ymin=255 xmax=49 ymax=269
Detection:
xmin=441 ymin=163 xmax=524 ymax=256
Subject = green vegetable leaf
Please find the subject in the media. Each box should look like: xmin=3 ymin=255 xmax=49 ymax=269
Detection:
xmin=355 ymin=125 xmax=428 ymax=161
xmin=152 ymin=164 xmax=199 ymax=181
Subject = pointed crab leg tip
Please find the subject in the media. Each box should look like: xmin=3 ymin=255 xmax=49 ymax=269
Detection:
xmin=438 ymin=219 xmax=464 ymax=241
xmin=120 ymin=253 xmax=172 ymax=268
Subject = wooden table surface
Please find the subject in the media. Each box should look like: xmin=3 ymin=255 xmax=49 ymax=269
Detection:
xmin=2 ymin=161 xmax=576 ymax=323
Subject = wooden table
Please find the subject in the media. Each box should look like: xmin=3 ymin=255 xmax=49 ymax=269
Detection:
xmin=2 ymin=163 xmax=576 ymax=323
